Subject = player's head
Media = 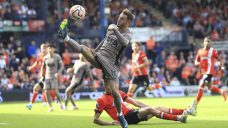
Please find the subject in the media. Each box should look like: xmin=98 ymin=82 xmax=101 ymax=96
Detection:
xmin=40 ymin=43 xmax=47 ymax=54
xmin=131 ymin=42 xmax=141 ymax=52
xmin=203 ymin=36 xmax=211 ymax=49
xmin=79 ymin=53 xmax=86 ymax=61
xmin=47 ymin=43 xmax=55 ymax=54
xmin=117 ymin=9 xmax=135 ymax=28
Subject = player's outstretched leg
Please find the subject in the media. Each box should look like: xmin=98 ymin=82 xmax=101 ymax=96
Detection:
xmin=57 ymin=19 xmax=83 ymax=52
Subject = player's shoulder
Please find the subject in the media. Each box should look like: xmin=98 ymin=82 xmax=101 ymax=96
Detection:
xmin=211 ymin=47 xmax=218 ymax=52
xmin=127 ymin=28 xmax=133 ymax=34
xmin=54 ymin=53 xmax=62 ymax=58
xmin=43 ymin=55 xmax=48 ymax=60
xmin=124 ymin=29 xmax=133 ymax=37
xmin=140 ymin=51 xmax=146 ymax=57
xmin=96 ymin=95 xmax=106 ymax=102
xmin=197 ymin=48 xmax=204 ymax=54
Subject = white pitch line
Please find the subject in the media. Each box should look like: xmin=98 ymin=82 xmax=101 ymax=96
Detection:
xmin=0 ymin=123 xmax=9 ymax=125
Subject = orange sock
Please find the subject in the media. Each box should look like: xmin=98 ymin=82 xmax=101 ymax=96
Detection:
xmin=159 ymin=112 xmax=177 ymax=121
xmin=31 ymin=92 xmax=38 ymax=103
xmin=168 ymin=108 xmax=184 ymax=115
xmin=50 ymin=90 xmax=56 ymax=101
xmin=196 ymin=87 xmax=204 ymax=103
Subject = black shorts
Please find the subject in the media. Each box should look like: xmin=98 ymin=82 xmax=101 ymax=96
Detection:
xmin=202 ymin=74 xmax=213 ymax=84
xmin=131 ymin=75 xmax=150 ymax=87
xmin=124 ymin=110 xmax=147 ymax=124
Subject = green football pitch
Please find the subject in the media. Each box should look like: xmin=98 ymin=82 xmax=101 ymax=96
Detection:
xmin=0 ymin=96 xmax=228 ymax=128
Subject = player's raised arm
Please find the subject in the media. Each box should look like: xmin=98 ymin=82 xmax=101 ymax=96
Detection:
xmin=109 ymin=24 xmax=130 ymax=46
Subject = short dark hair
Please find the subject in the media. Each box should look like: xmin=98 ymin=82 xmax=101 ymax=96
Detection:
xmin=47 ymin=43 xmax=55 ymax=48
xmin=122 ymin=9 xmax=135 ymax=21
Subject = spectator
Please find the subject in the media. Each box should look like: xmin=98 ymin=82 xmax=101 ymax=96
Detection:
xmin=27 ymin=41 xmax=38 ymax=58
xmin=0 ymin=54 xmax=6 ymax=69
xmin=170 ymin=77 xmax=181 ymax=86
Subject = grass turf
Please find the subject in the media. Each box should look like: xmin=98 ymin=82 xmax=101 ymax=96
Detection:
xmin=0 ymin=96 xmax=227 ymax=128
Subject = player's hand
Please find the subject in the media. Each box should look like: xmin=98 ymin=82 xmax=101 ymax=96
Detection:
xmin=131 ymin=66 xmax=138 ymax=73
xmin=66 ymin=68 xmax=73 ymax=74
xmin=111 ymin=120 xmax=119 ymax=125
xmin=28 ymin=66 xmax=32 ymax=71
xmin=108 ymin=24 xmax=118 ymax=31
xmin=195 ymin=61 xmax=200 ymax=66
xmin=55 ymin=73 xmax=60 ymax=78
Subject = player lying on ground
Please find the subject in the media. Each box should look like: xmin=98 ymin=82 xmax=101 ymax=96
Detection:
xmin=93 ymin=86 xmax=195 ymax=126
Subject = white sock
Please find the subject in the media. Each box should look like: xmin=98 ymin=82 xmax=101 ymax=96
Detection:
xmin=64 ymin=35 xmax=70 ymax=42
xmin=118 ymin=112 xmax=123 ymax=116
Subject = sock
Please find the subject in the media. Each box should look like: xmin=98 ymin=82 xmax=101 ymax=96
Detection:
xmin=196 ymin=87 xmax=204 ymax=103
xmin=50 ymin=90 xmax=56 ymax=101
xmin=168 ymin=108 xmax=184 ymax=115
xmin=70 ymin=96 xmax=76 ymax=107
xmin=210 ymin=86 xmax=222 ymax=94
xmin=159 ymin=112 xmax=177 ymax=121
xmin=42 ymin=92 xmax=47 ymax=103
xmin=31 ymin=92 xmax=38 ymax=103
xmin=65 ymin=94 xmax=70 ymax=107
xmin=112 ymin=92 xmax=123 ymax=116
xmin=46 ymin=91 xmax=52 ymax=107
xmin=127 ymin=93 xmax=133 ymax=98
xmin=118 ymin=112 xmax=123 ymax=116
xmin=55 ymin=91 xmax=62 ymax=104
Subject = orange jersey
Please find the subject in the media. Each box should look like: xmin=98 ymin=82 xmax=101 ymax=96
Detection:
xmin=95 ymin=91 xmax=132 ymax=120
xmin=196 ymin=48 xmax=218 ymax=75
xmin=31 ymin=53 xmax=46 ymax=77
xmin=132 ymin=51 xmax=148 ymax=76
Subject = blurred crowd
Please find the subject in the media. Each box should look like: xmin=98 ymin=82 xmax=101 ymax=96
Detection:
xmin=146 ymin=0 xmax=228 ymax=40
xmin=1 ymin=36 xmax=228 ymax=92
xmin=47 ymin=0 xmax=162 ymax=29
xmin=0 ymin=0 xmax=37 ymax=20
